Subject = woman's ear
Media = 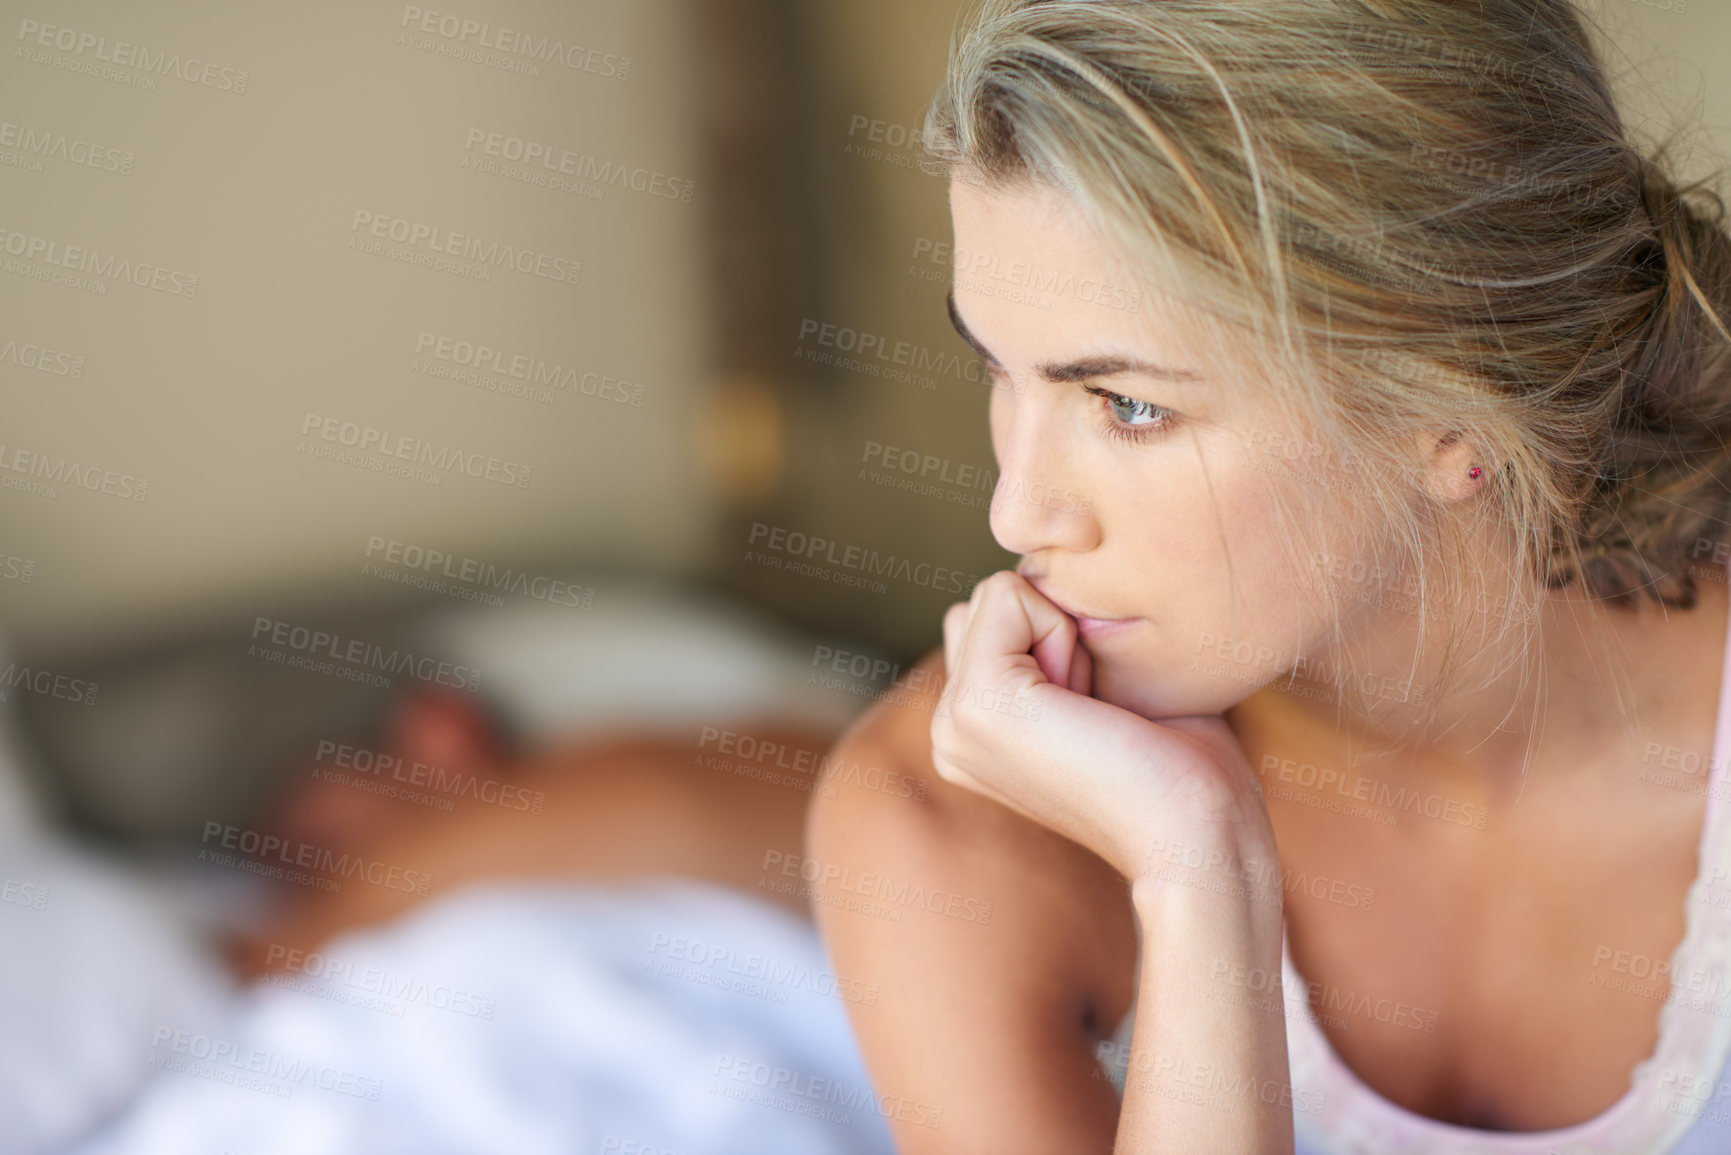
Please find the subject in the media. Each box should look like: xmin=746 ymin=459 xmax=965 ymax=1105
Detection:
xmin=1418 ymin=428 xmax=1490 ymax=504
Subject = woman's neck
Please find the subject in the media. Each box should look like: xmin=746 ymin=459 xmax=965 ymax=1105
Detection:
xmin=1261 ymin=560 xmax=1730 ymax=798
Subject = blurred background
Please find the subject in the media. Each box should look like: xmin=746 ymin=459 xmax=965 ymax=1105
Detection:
xmin=2 ymin=0 xmax=1731 ymax=1148
xmin=1 ymin=0 xmax=1014 ymax=845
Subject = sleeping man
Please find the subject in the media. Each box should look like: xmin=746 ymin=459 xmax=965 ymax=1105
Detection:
xmin=9 ymin=583 xmax=918 ymax=1155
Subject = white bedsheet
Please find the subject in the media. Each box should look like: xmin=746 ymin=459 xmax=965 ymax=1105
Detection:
xmin=0 ymin=838 xmax=231 ymax=1155
xmin=69 ymin=879 xmax=895 ymax=1155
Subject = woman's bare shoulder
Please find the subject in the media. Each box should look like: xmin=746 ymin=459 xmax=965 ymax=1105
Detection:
xmin=811 ymin=646 xmax=1020 ymax=843
xmin=822 ymin=646 xmax=948 ymax=778
xmin=807 ymin=644 xmax=1135 ymax=995
xmin=804 ymin=646 xmax=1136 ymax=1149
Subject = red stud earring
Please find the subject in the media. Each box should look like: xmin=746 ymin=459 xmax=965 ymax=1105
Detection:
xmin=1468 ymin=465 xmax=1482 ymax=480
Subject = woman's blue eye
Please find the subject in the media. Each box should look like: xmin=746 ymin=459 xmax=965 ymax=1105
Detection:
xmin=1104 ymin=391 xmax=1166 ymax=426
xmin=1082 ymin=384 xmax=1176 ymax=441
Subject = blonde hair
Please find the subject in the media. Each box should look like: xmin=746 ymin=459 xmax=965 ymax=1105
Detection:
xmin=925 ymin=0 xmax=1731 ymax=741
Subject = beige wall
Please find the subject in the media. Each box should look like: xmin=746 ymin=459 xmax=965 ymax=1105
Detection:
xmin=723 ymin=0 xmax=1011 ymax=658
xmin=0 ymin=0 xmax=715 ymax=655
xmin=1582 ymin=0 xmax=1731 ymax=182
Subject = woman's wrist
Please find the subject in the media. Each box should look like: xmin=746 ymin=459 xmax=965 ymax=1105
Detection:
xmin=1116 ymin=824 xmax=1294 ymax=1153
xmin=1128 ymin=822 xmax=1285 ymax=930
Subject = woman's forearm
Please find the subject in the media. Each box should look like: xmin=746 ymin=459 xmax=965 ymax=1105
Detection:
xmin=1115 ymin=834 xmax=1295 ymax=1154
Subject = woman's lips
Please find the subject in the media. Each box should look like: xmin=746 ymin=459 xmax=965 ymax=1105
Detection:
xmin=1072 ymin=614 xmax=1142 ymax=640
xmin=1023 ymin=575 xmax=1142 ymax=639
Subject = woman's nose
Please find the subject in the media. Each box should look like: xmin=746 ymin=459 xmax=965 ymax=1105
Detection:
xmin=988 ymin=408 xmax=1100 ymax=558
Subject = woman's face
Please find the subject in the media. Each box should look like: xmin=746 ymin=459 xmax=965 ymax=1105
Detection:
xmin=948 ymin=177 xmax=1376 ymax=719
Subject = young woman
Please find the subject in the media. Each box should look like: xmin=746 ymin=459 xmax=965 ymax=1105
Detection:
xmin=807 ymin=1 xmax=1731 ymax=1152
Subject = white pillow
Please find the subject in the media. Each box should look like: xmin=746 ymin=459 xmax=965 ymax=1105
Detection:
xmin=408 ymin=575 xmax=880 ymax=743
xmin=0 ymin=633 xmax=232 ymax=1155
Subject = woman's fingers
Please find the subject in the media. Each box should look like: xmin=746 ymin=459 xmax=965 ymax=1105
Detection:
xmin=953 ymin=572 xmax=1078 ymax=692
xmin=942 ymin=600 xmax=974 ymax=682
xmin=1066 ymin=635 xmax=1093 ymax=697
xmin=932 ymin=573 xmax=1273 ymax=881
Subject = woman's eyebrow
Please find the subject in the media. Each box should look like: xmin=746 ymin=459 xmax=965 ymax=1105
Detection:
xmin=946 ymin=287 xmax=1203 ymax=385
xmin=1036 ymin=355 xmax=1202 ymax=384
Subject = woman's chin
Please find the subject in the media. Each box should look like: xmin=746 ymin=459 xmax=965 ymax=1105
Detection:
xmin=1089 ymin=659 xmax=1258 ymax=720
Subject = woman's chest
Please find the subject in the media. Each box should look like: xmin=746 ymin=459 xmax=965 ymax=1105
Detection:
xmin=1239 ymin=711 xmax=1712 ymax=1131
